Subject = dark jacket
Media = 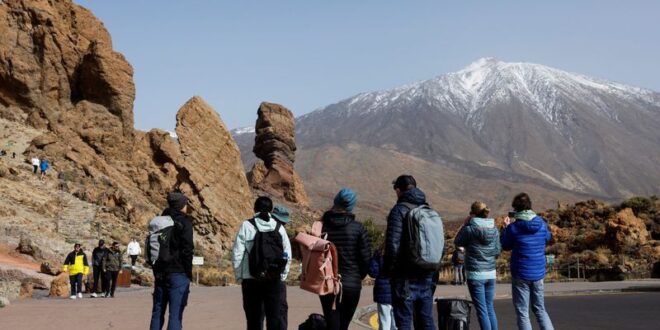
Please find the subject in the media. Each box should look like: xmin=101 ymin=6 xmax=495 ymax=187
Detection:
xmin=158 ymin=208 xmax=195 ymax=279
xmin=454 ymin=217 xmax=501 ymax=278
xmin=451 ymin=250 xmax=465 ymax=266
xmin=500 ymin=214 xmax=551 ymax=281
xmin=91 ymin=246 xmax=108 ymax=267
xmin=103 ymin=250 xmax=122 ymax=272
xmin=384 ymin=187 xmax=432 ymax=279
xmin=368 ymin=253 xmax=392 ymax=304
xmin=321 ymin=210 xmax=371 ymax=291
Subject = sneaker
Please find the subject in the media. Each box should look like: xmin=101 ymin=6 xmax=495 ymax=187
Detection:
xmin=104 ymin=293 xmax=109 ymax=298
xmin=91 ymin=293 xmax=97 ymax=298
xmin=77 ymin=293 xmax=83 ymax=299
xmin=69 ymin=295 xmax=76 ymax=300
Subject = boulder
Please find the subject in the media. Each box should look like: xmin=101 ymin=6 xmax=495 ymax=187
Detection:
xmin=49 ymin=273 xmax=70 ymax=298
xmin=0 ymin=296 xmax=9 ymax=308
xmin=19 ymin=280 xmax=33 ymax=299
xmin=605 ymin=208 xmax=650 ymax=253
xmin=249 ymin=102 xmax=309 ymax=205
xmin=16 ymin=237 xmax=41 ymax=259
xmin=40 ymin=262 xmax=61 ymax=276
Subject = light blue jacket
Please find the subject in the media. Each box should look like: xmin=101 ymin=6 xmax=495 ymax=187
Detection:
xmin=454 ymin=217 xmax=501 ymax=280
xmin=232 ymin=214 xmax=291 ymax=282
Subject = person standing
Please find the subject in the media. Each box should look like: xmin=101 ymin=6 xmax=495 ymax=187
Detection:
xmin=455 ymin=201 xmax=501 ymax=330
xmin=368 ymin=244 xmax=396 ymax=330
xmin=62 ymin=243 xmax=89 ymax=300
xmin=31 ymin=156 xmax=40 ymax=174
xmin=501 ymin=193 xmax=554 ymax=330
xmin=150 ymin=192 xmax=194 ymax=330
xmin=384 ymin=175 xmax=439 ymax=330
xmin=452 ymin=247 xmax=466 ymax=285
xmin=232 ymin=196 xmax=291 ymax=330
xmin=271 ymin=205 xmax=291 ymax=330
xmin=318 ymin=188 xmax=371 ymax=330
xmin=127 ymin=238 xmax=142 ymax=268
xmin=90 ymin=240 xmax=108 ymax=298
xmin=39 ymin=158 xmax=49 ymax=180
xmin=103 ymin=242 xmax=123 ymax=298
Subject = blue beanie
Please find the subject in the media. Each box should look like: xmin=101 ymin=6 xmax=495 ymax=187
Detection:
xmin=333 ymin=188 xmax=357 ymax=212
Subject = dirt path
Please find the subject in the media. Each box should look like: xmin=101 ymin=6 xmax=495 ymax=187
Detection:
xmin=0 ymin=246 xmax=40 ymax=271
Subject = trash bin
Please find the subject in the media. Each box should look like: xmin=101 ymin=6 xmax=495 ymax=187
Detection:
xmin=436 ymin=298 xmax=472 ymax=330
xmin=117 ymin=266 xmax=132 ymax=288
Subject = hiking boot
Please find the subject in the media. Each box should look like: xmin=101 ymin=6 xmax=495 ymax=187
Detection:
xmin=91 ymin=293 xmax=97 ymax=298
xmin=69 ymin=295 xmax=76 ymax=300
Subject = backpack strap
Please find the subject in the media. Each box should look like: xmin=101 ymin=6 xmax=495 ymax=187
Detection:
xmin=248 ymin=218 xmax=260 ymax=232
xmin=311 ymin=221 xmax=323 ymax=237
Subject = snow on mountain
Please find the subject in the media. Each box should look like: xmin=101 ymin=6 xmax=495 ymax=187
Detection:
xmin=231 ymin=126 xmax=255 ymax=136
xmin=306 ymin=58 xmax=660 ymax=129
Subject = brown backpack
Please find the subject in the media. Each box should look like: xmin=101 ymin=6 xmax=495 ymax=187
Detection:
xmin=294 ymin=221 xmax=342 ymax=306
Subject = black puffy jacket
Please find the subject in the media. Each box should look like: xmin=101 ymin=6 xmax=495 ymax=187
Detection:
xmin=157 ymin=208 xmax=194 ymax=279
xmin=321 ymin=211 xmax=371 ymax=291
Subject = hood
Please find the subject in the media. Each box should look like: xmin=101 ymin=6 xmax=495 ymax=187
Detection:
xmin=514 ymin=216 xmax=544 ymax=234
xmin=322 ymin=211 xmax=355 ymax=228
xmin=398 ymin=187 xmax=427 ymax=205
xmin=251 ymin=213 xmax=280 ymax=231
xmin=470 ymin=217 xmax=498 ymax=244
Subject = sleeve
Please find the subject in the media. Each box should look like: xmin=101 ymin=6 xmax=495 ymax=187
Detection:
xmin=82 ymin=253 xmax=90 ymax=276
xmin=384 ymin=205 xmax=405 ymax=274
xmin=280 ymin=225 xmax=292 ymax=281
xmin=494 ymin=230 xmax=502 ymax=256
xmin=102 ymin=252 xmax=108 ymax=271
xmin=357 ymin=225 xmax=372 ymax=280
xmin=454 ymin=225 xmax=470 ymax=247
xmin=181 ymin=220 xmax=195 ymax=279
xmin=232 ymin=223 xmax=249 ymax=282
xmin=368 ymin=255 xmax=380 ymax=278
xmin=545 ymin=223 xmax=552 ymax=243
xmin=62 ymin=253 xmax=72 ymax=272
xmin=500 ymin=226 xmax=514 ymax=251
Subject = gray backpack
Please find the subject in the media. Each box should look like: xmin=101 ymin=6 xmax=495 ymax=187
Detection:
xmin=402 ymin=202 xmax=445 ymax=271
xmin=145 ymin=216 xmax=175 ymax=267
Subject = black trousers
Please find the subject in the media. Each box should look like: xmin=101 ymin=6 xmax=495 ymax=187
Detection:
xmin=130 ymin=255 xmax=138 ymax=266
xmin=92 ymin=265 xmax=104 ymax=293
xmin=69 ymin=274 xmax=83 ymax=295
xmin=33 ymin=165 xmax=38 ymax=174
xmin=103 ymin=271 xmax=119 ymax=296
xmin=241 ymin=279 xmax=285 ymax=330
xmin=319 ymin=287 xmax=361 ymax=330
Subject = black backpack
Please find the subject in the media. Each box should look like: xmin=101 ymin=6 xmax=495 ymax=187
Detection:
xmin=248 ymin=218 xmax=286 ymax=281
xmin=299 ymin=313 xmax=327 ymax=330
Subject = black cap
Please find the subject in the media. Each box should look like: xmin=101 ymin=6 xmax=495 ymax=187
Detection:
xmin=167 ymin=192 xmax=189 ymax=210
xmin=392 ymin=175 xmax=416 ymax=191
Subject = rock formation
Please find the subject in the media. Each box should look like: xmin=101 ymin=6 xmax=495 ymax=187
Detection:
xmin=248 ymin=102 xmax=309 ymax=205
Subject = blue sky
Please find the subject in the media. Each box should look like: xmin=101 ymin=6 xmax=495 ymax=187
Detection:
xmin=76 ymin=0 xmax=660 ymax=131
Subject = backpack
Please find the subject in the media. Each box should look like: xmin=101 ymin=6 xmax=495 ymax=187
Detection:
xmin=247 ymin=218 xmax=286 ymax=281
xmin=145 ymin=216 xmax=176 ymax=268
xmin=294 ymin=222 xmax=342 ymax=301
xmin=401 ymin=202 xmax=445 ymax=272
xmin=298 ymin=313 xmax=327 ymax=330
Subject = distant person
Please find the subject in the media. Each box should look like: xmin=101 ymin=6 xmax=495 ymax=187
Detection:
xmin=452 ymin=247 xmax=466 ymax=285
xmin=384 ymin=175 xmax=443 ymax=330
xmin=127 ymin=238 xmax=141 ymax=268
xmin=271 ymin=205 xmax=291 ymax=330
xmin=318 ymin=188 xmax=371 ymax=330
xmin=62 ymin=243 xmax=89 ymax=300
xmin=39 ymin=158 xmax=49 ymax=179
xmin=501 ymin=193 xmax=554 ymax=330
xmin=31 ymin=156 xmax=40 ymax=174
xmin=232 ymin=196 xmax=291 ymax=330
xmin=90 ymin=239 xmax=108 ymax=298
xmin=455 ymin=201 xmax=502 ymax=330
xmin=12 ymin=151 xmax=16 ymax=159
xmin=150 ymin=192 xmax=194 ymax=330
xmin=0 ymin=149 xmax=5 ymax=156
xmin=103 ymin=242 xmax=123 ymax=298
xmin=368 ymin=243 xmax=396 ymax=330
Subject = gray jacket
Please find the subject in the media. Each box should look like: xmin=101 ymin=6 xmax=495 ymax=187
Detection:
xmin=454 ymin=217 xmax=501 ymax=279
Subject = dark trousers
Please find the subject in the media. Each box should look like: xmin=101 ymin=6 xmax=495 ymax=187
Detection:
xmin=104 ymin=271 xmax=119 ymax=296
xmin=69 ymin=274 xmax=83 ymax=296
xmin=130 ymin=255 xmax=138 ymax=266
xmin=241 ymin=279 xmax=285 ymax=330
xmin=319 ymin=288 xmax=361 ymax=330
xmin=32 ymin=165 xmax=38 ymax=174
xmin=92 ymin=265 xmax=104 ymax=293
xmin=392 ymin=277 xmax=435 ymax=330
xmin=150 ymin=273 xmax=190 ymax=330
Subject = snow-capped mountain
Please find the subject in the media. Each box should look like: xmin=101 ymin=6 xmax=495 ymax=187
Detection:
xmin=237 ymin=58 xmax=660 ymax=218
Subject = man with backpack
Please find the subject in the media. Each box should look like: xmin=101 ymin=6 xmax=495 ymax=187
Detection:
xmin=90 ymin=239 xmax=108 ymax=297
xmin=452 ymin=247 xmax=466 ymax=285
xmin=384 ymin=175 xmax=444 ymax=330
xmin=232 ymin=196 xmax=291 ymax=330
xmin=149 ymin=192 xmax=194 ymax=330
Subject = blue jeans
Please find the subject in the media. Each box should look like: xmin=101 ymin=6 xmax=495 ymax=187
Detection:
xmin=150 ymin=273 xmax=191 ymax=330
xmin=391 ymin=277 xmax=434 ymax=330
xmin=467 ymin=279 xmax=498 ymax=330
xmin=511 ymin=278 xmax=554 ymax=330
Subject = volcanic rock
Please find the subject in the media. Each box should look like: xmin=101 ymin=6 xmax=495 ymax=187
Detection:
xmin=49 ymin=273 xmax=70 ymax=298
xmin=16 ymin=237 xmax=41 ymax=259
xmin=606 ymin=208 xmax=650 ymax=253
xmin=249 ymin=102 xmax=309 ymax=205
xmin=40 ymin=262 xmax=61 ymax=276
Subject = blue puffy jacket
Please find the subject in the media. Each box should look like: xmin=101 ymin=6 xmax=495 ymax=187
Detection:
xmin=368 ymin=253 xmax=392 ymax=304
xmin=500 ymin=215 xmax=551 ymax=281
xmin=384 ymin=187 xmax=433 ymax=279
xmin=454 ymin=217 xmax=501 ymax=280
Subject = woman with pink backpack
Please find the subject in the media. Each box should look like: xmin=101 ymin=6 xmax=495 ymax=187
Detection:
xmin=318 ymin=188 xmax=372 ymax=330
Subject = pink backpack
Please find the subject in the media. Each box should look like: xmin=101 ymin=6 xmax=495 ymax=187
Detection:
xmin=294 ymin=221 xmax=342 ymax=304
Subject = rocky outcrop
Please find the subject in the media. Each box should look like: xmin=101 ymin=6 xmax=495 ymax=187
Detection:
xmin=248 ymin=102 xmax=309 ymax=205
xmin=48 ymin=273 xmax=69 ymax=298
xmin=606 ymin=208 xmax=650 ymax=253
